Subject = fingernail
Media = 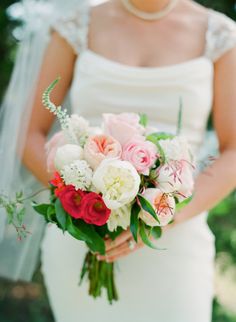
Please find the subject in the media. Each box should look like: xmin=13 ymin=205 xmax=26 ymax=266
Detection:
xmin=97 ymin=256 xmax=101 ymax=261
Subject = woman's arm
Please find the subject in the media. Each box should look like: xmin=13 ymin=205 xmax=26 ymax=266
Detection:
xmin=99 ymin=47 xmax=236 ymax=263
xmin=174 ymin=46 xmax=236 ymax=224
xmin=22 ymin=31 xmax=77 ymax=186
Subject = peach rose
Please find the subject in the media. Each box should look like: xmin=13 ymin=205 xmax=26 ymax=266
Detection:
xmin=84 ymin=135 xmax=122 ymax=169
xmin=103 ymin=113 xmax=145 ymax=146
xmin=139 ymin=188 xmax=175 ymax=227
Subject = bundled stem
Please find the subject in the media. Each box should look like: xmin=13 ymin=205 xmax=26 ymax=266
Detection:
xmin=80 ymin=251 xmax=119 ymax=304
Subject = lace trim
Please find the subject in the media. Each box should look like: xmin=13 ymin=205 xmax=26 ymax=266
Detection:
xmin=51 ymin=3 xmax=90 ymax=54
xmin=205 ymin=10 xmax=236 ymax=62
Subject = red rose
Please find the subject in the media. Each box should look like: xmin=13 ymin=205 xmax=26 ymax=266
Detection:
xmin=81 ymin=192 xmax=111 ymax=226
xmin=50 ymin=172 xmax=65 ymax=196
xmin=57 ymin=185 xmax=85 ymax=219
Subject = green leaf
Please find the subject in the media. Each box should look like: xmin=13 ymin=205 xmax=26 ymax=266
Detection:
xmin=177 ymin=97 xmax=183 ymax=135
xmin=137 ymin=194 xmax=160 ymax=224
xmin=176 ymin=196 xmax=193 ymax=212
xmin=130 ymin=202 xmax=141 ymax=242
xmin=46 ymin=206 xmax=56 ymax=222
xmin=147 ymin=132 xmax=175 ymax=141
xmin=151 ymin=226 xmax=162 ymax=240
xmin=67 ymin=218 xmax=105 ymax=255
xmin=139 ymin=221 xmax=158 ymax=249
xmin=139 ymin=113 xmax=148 ymax=127
xmin=55 ymin=199 xmax=67 ymax=231
xmin=32 ymin=202 xmax=51 ymax=216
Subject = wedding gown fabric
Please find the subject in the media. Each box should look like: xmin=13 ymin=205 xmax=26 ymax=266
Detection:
xmin=41 ymin=7 xmax=236 ymax=322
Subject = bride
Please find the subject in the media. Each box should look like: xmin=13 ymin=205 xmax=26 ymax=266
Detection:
xmin=1 ymin=0 xmax=236 ymax=321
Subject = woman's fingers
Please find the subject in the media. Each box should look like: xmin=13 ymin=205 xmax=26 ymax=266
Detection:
xmin=97 ymin=238 xmax=143 ymax=262
xmin=105 ymin=230 xmax=133 ymax=252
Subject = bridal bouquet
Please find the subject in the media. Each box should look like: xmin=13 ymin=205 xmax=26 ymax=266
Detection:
xmin=1 ymin=78 xmax=195 ymax=304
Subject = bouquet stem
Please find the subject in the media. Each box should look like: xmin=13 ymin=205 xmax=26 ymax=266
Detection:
xmin=80 ymin=251 xmax=119 ymax=304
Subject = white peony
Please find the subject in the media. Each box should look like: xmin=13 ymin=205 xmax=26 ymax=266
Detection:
xmin=159 ymin=136 xmax=193 ymax=163
xmin=139 ymin=188 xmax=175 ymax=227
xmin=54 ymin=144 xmax=83 ymax=171
xmin=61 ymin=160 xmax=93 ymax=191
xmin=107 ymin=204 xmax=131 ymax=232
xmin=92 ymin=159 xmax=140 ymax=209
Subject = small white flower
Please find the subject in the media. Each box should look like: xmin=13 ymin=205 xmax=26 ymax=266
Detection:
xmin=159 ymin=136 xmax=193 ymax=163
xmin=66 ymin=115 xmax=90 ymax=146
xmin=54 ymin=144 xmax=83 ymax=171
xmin=107 ymin=204 xmax=131 ymax=232
xmin=92 ymin=159 xmax=140 ymax=209
xmin=61 ymin=160 xmax=93 ymax=191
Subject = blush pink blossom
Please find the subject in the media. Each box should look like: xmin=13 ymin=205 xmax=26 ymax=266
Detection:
xmin=103 ymin=113 xmax=145 ymax=146
xmin=84 ymin=134 xmax=122 ymax=169
xmin=45 ymin=131 xmax=67 ymax=173
xmin=122 ymin=137 xmax=157 ymax=175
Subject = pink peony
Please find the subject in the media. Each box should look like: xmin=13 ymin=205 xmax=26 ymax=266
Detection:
xmin=84 ymin=135 xmax=122 ymax=169
xmin=45 ymin=131 xmax=67 ymax=173
xmin=103 ymin=113 xmax=145 ymax=146
xmin=122 ymin=137 xmax=157 ymax=175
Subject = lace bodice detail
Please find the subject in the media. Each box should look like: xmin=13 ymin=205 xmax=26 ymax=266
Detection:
xmin=205 ymin=10 xmax=236 ymax=61
xmin=52 ymin=6 xmax=236 ymax=62
xmin=51 ymin=2 xmax=90 ymax=54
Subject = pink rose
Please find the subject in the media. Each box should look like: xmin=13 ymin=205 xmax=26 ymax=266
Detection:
xmin=122 ymin=137 xmax=157 ymax=175
xmin=45 ymin=131 xmax=67 ymax=173
xmin=84 ymin=135 xmax=122 ymax=169
xmin=139 ymin=188 xmax=175 ymax=227
xmin=103 ymin=113 xmax=145 ymax=146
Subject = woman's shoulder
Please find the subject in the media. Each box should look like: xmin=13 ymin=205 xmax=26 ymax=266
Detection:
xmin=51 ymin=2 xmax=90 ymax=55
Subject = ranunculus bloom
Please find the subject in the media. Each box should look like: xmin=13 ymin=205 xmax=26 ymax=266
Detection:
xmin=81 ymin=192 xmax=111 ymax=226
xmin=122 ymin=137 xmax=157 ymax=175
xmin=139 ymin=188 xmax=175 ymax=227
xmin=103 ymin=113 xmax=145 ymax=146
xmin=84 ymin=135 xmax=122 ymax=169
xmin=92 ymin=159 xmax=140 ymax=209
xmin=50 ymin=172 xmax=65 ymax=196
xmin=45 ymin=131 xmax=67 ymax=173
xmin=54 ymin=144 xmax=83 ymax=171
xmin=57 ymin=185 xmax=85 ymax=219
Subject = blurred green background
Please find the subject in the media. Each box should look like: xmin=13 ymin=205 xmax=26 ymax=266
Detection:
xmin=0 ymin=0 xmax=236 ymax=321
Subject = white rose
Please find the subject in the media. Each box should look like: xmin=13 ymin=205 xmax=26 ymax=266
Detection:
xmin=156 ymin=162 xmax=181 ymax=193
xmin=139 ymin=188 xmax=175 ymax=227
xmin=177 ymin=164 xmax=195 ymax=201
xmin=159 ymin=136 xmax=193 ymax=163
xmin=92 ymin=159 xmax=140 ymax=209
xmin=156 ymin=161 xmax=194 ymax=196
xmin=54 ymin=144 xmax=83 ymax=171
xmin=61 ymin=160 xmax=93 ymax=191
xmin=107 ymin=204 xmax=131 ymax=232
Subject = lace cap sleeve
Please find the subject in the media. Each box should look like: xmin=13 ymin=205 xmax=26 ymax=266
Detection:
xmin=205 ymin=10 xmax=236 ymax=62
xmin=51 ymin=3 xmax=90 ymax=55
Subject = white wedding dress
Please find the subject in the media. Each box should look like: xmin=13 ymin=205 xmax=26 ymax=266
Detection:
xmin=41 ymin=6 xmax=236 ymax=322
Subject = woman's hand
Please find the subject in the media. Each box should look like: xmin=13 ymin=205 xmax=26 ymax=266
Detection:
xmin=97 ymin=230 xmax=144 ymax=263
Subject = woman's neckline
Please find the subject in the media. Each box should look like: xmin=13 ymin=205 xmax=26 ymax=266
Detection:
xmin=79 ymin=8 xmax=214 ymax=72
xmin=81 ymin=48 xmax=212 ymax=73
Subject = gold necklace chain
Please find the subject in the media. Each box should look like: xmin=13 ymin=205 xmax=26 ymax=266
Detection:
xmin=121 ymin=0 xmax=179 ymax=21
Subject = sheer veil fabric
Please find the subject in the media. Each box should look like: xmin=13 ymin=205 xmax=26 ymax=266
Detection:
xmin=0 ymin=0 xmax=89 ymax=282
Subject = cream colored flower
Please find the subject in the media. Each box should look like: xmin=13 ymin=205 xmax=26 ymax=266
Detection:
xmin=107 ymin=204 xmax=131 ymax=232
xmin=92 ymin=159 xmax=140 ymax=209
